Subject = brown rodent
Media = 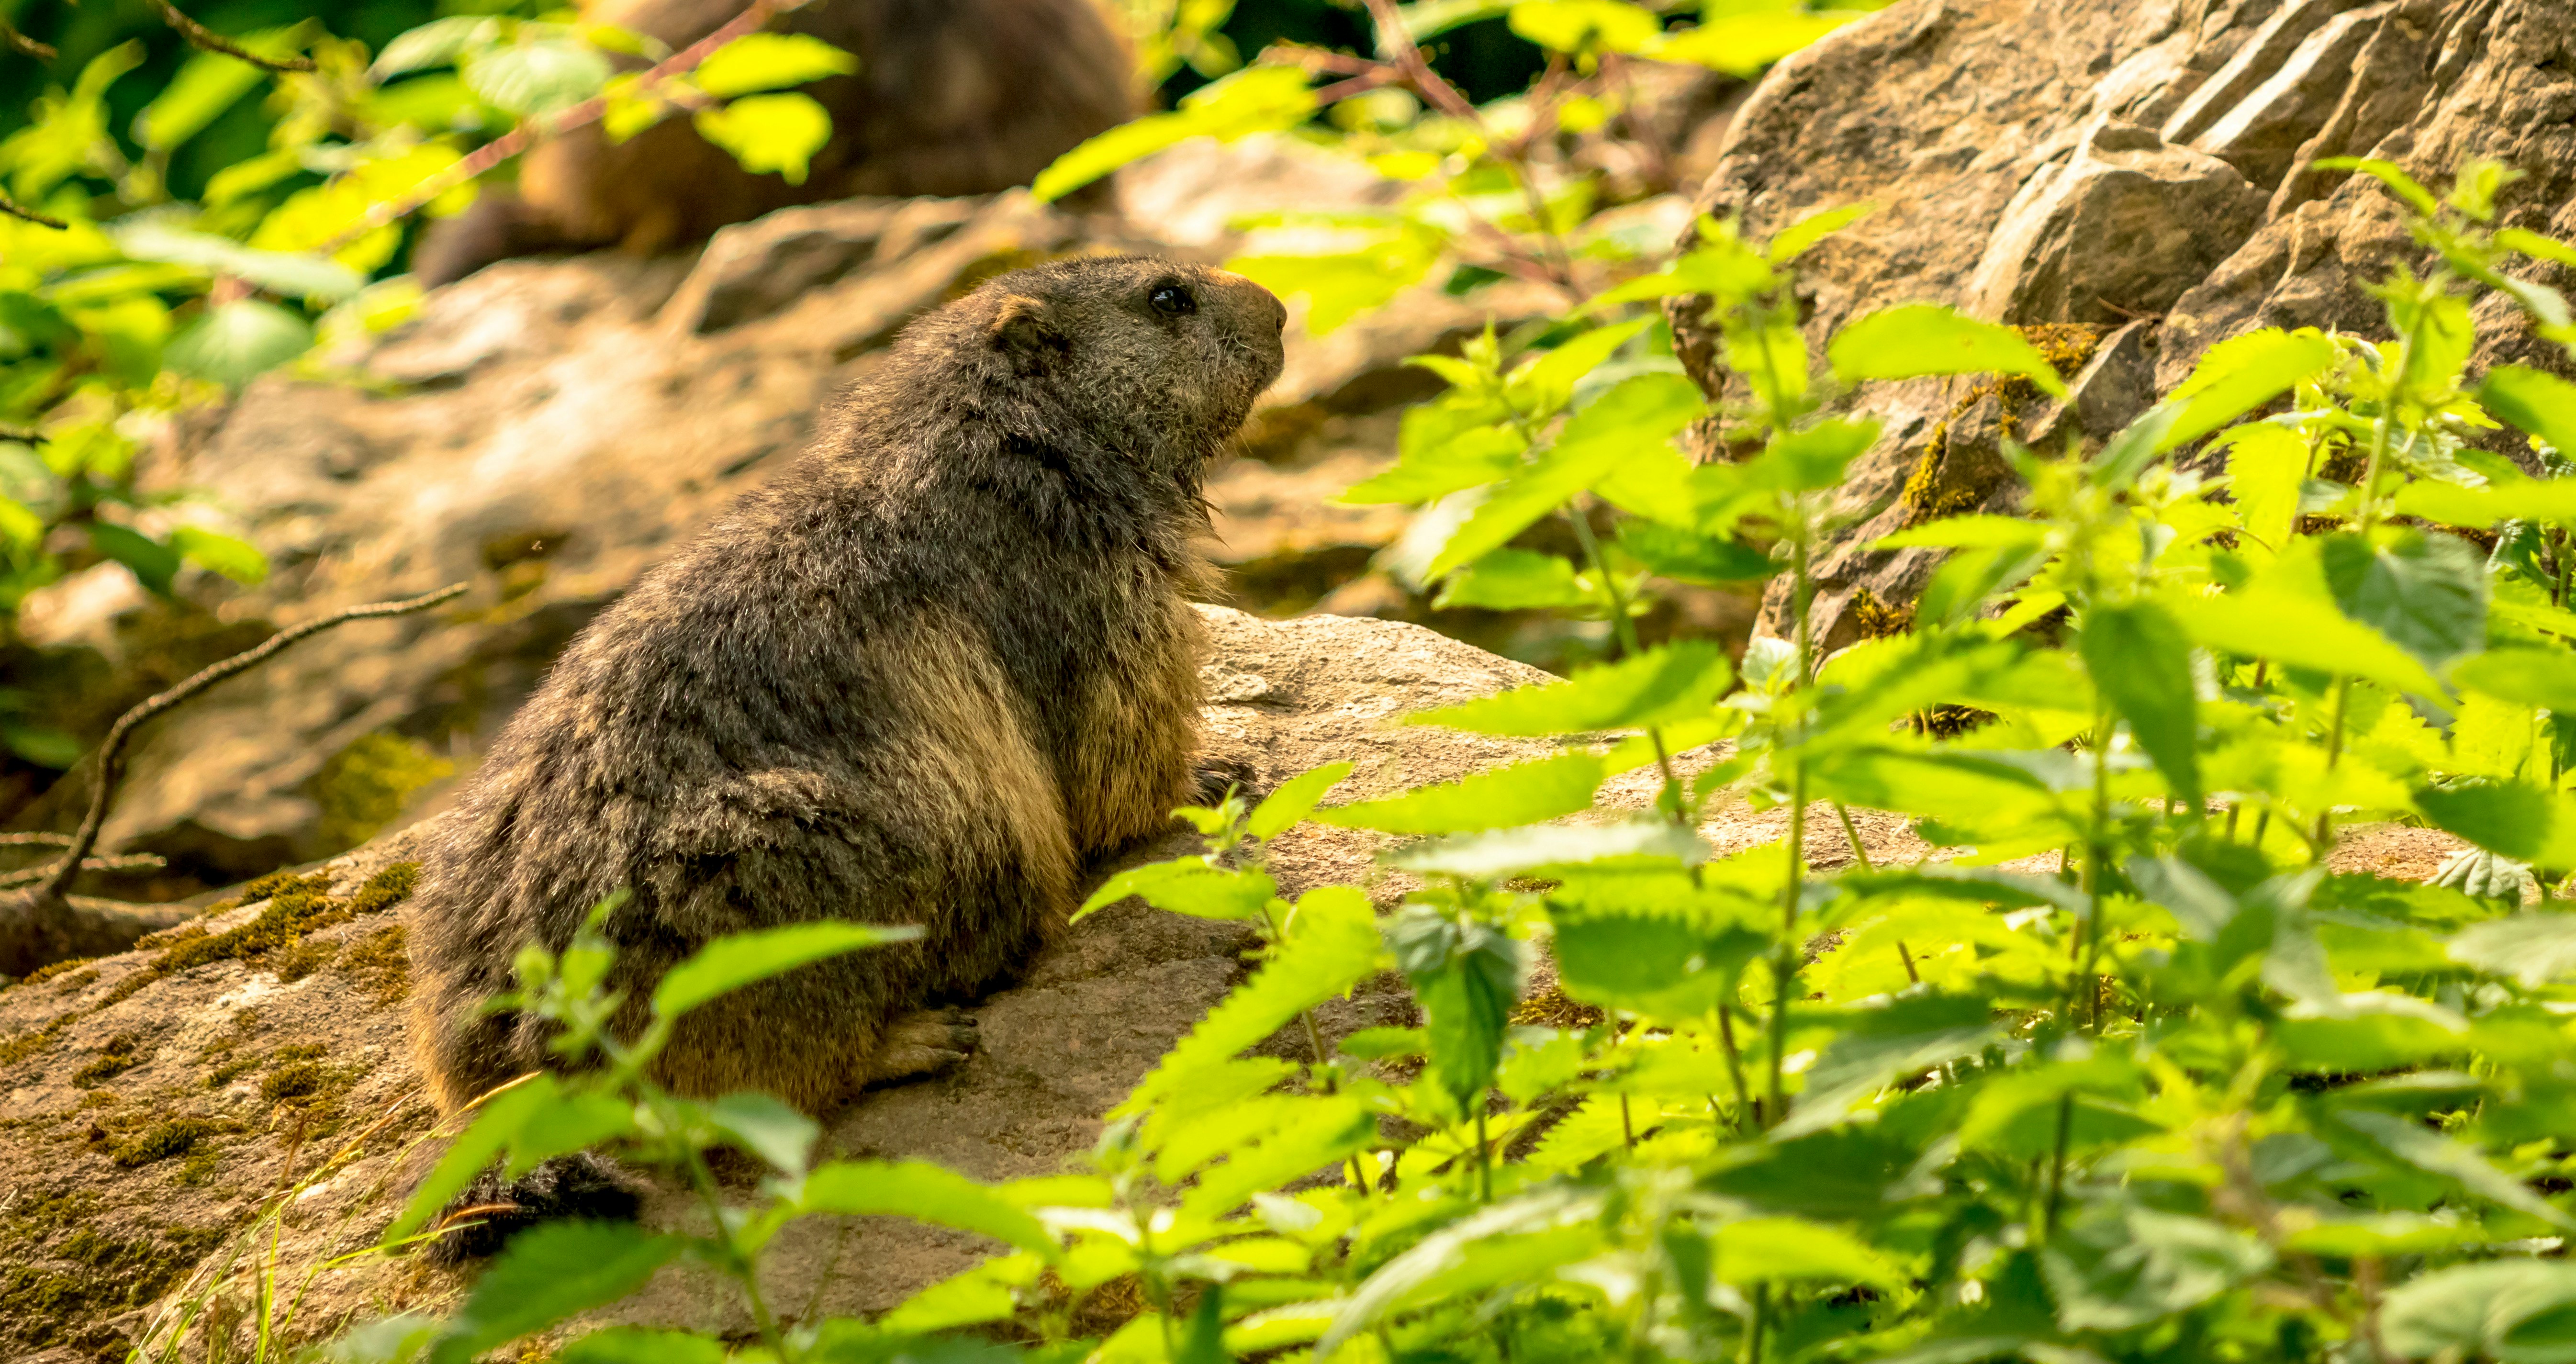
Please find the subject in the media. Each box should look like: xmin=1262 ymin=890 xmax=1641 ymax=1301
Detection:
xmin=412 ymin=0 xmax=1136 ymax=286
xmin=402 ymin=257 xmax=1284 ymax=1256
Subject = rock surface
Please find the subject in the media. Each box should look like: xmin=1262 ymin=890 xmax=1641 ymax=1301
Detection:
xmin=1669 ymin=0 xmax=2576 ymax=642
xmin=0 ymin=605 xmax=1561 ymax=1362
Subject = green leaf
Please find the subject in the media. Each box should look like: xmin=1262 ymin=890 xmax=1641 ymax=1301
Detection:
xmin=1387 ymin=906 xmax=1522 ymax=1104
xmin=1033 ymin=66 xmax=1315 ymax=202
xmin=1827 ymin=304 xmax=2069 ymax=400
xmin=165 ymin=299 xmax=314 ymax=388
xmin=1548 ymin=906 xmax=1766 ymax=1021
xmin=384 ymin=1076 xmax=559 ymax=1244
xmin=2170 ymin=581 xmax=2446 ymax=701
xmin=168 ymin=525 xmax=268 ymax=586
xmin=1408 ymin=639 xmax=1734 ymax=735
xmin=2450 ymin=911 xmax=2576 ymax=988
xmin=1767 ymin=201 xmax=1876 ymax=264
xmin=1315 ymin=753 xmax=1605 ymax=834
xmin=1341 ymin=420 xmax=1523 ymax=505
xmin=1423 ymin=372 xmax=1704 ymax=579
xmin=1504 ymin=316 xmax=1653 ymax=418
xmin=133 ymin=27 xmax=312 ymax=152
xmin=2479 ymin=364 xmax=2576 ymax=456
xmin=1387 ymin=818 xmax=1709 ymax=878
xmin=2081 ymin=600 xmax=2200 ymax=806
xmin=370 ymin=16 xmax=504 ymax=78
xmin=2160 ymin=328 xmax=2339 ymax=450
xmin=428 ymin=1222 xmax=682 ymax=1364
xmin=2038 ymin=1204 xmax=2273 ymax=1333
xmin=1508 ymin=0 xmax=1662 ymax=54
xmin=1434 ymin=548 xmax=1590 ymax=609
xmin=2225 ymin=423 xmax=2307 ymax=556
xmin=1247 ymin=760 xmax=1353 ymax=840
xmin=2457 ymin=647 xmax=2576 ymax=712
xmin=652 ymin=920 xmax=920 ymax=1019
xmin=785 ymin=1160 xmax=1056 ymax=1256
xmin=1119 ymin=886 xmax=1381 ymax=1114
xmin=1745 ymin=417 xmax=1881 ymax=493
xmin=1713 ymin=1216 xmax=1904 ymax=1288
xmin=1620 ymin=522 xmax=1774 ymax=583
xmin=501 ymin=1090 xmax=634 ymax=1179
xmin=2415 ymin=779 xmax=2559 ymax=862
xmin=2319 ymin=529 xmax=2486 ymax=671
xmin=693 ymin=92 xmax=835 ymax=184
xmin=1074 ymin=858 xmax=1276 ymax=921
xmin=2380 ymin=1260 xmax=2576 ymax=1364
xmin=462 ymin=37 xmax=610 ymax=117
xmin=87 ymin=522 xmax=180 ymax=597
xmin=707 ymin=1093 xmax=818 ymax=1177
xmin=1654 ymin=11 xmax=1859 ymax=76
xmin=2339 ymin=1108 xmax=2576 ymax=1230
xmin=1316 ymin=1189 xmax=1604 ymax=1358
xmin=2315 ymin=157 xmax=2440 ymax=216
xmin=692 ymin=33 xmax=859 ymax=97
xmin=555 ymin=1329 xmax=728 ymax=1364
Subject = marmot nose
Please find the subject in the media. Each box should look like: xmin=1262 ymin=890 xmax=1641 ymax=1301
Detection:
xmin=1211 ymin=269 xmax=1287 ymax=340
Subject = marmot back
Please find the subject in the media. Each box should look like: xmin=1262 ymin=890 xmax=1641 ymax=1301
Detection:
xmin=413 ymin=0 xmax=1137 ymax=286
xmin=404 ymin=257 xmax=1285 ymax=1150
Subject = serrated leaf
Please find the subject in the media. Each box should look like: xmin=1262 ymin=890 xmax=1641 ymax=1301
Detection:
xmin=1248 ymin=760 xmax=1353 ymax=840
xmin=1386 ymin=818 xmax=1709 ymax=878
xmin=1033 ymin=66 xmax=1315 ymax=202
xmin=2456 ymin=647 xmax=2576 ymax=712
xmin=2170 ymin=580 xmax=2446 ymax=701
xmin=652 ymin=920 xmax=919 ymax=1019
xmin=1827 ymin=305 xmax=2068 ymax=399
xmin=1434 ymin=548 xmax=1590 ymax=609
xmin=2415 ymin=778 xmax=2558 ymax=862
xmin=1118 ymin=886 xmax=1381 ymax=1115
xmin=2479 ymin=364 xmax=2576 ymax=457
xmin=692 ymin=32 xmax=858 ymax=98
xmin=1316 ymin=753 xmax=1605 ymax=833
xmin=1408 ymin=639 xmax=1734 ymax=735
xmin=2380 ymin=1260 xmax=2576 ymax=1363
xmin=1620 ymin=522 xmax=1774 ymax=583
xmin=1075 ymin=858 xmax=1276 ymax=921
xmin=1424 ymin=372 xmax=1704 ymax=579
xmin=1548 ymin=908 xmax=1765 ymax=1021
xmin=428 ymin=1222 xmax=682 ymax=1364
xmin=1767 ymin=201 xmax=1876 ymax=264
xmin=2081 ymin=600 xmax=2200 ymax=806
xmin=693 ymin=91 xmax=834 ymax=184
xmin=383 ymin=1076 xmax=558 ymax=1244
xmin=2450 ymin=911 xmax=2576 ymax=988
xmin=1713 ymin=1215 xmax=1904 ymax=1288
xmin=371 ymin=16 xmax=503 ymax=78
xmin=2339 ymin=1108 xmax=2576 ymax=1230
xmin=462 ymin=37 xmax=610 ymax=117
xmin=1341 ymin=420 xmax=1523 ymax=505
xmin=707 ymin=1093 xmax=818 ymax=1177
xmin=501 ymin=1090 xmax=633 ymax=1179
xmin=2319 ymin=529 xmax=2486 ymax=671
xmin=2161 ymin=328 xmax=2338 ymax=450
xmin=165 ymin=299 xmax=313 ymax=388
xmin=786 ymin=1159 xmax=1056 ymax=1255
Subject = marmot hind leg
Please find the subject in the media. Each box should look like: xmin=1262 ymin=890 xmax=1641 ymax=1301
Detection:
xmin=859 ymin=1006 xmax=980 ymax=1087
xmin=420 ymin=1151 xmax=643 ymax=1266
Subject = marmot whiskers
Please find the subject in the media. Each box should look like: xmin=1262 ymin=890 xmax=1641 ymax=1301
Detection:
xmin=404 ymin=257 xmax=1285 ymax=1254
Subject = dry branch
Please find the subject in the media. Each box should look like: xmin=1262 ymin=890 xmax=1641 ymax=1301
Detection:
xmin=0 ymin=16 xmax=55 ymax=61
xmin=0 ymin=582 xmax=468 ymax=978
xmin=148 ymin=0 xmax=315 ymax=73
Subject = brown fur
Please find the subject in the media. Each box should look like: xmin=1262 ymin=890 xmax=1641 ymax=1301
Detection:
xmin=413 ymin=0 xmax=1137 ymax=286
xmin=403 ymin=257 xmax=1286 ymax=1123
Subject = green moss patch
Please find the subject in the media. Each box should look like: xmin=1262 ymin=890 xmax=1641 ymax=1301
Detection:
xmin=110 ymin=1118 xmax=218 ymax=1168
xmin=315 ymin=733 xmax=454 ymax=850
xmin=70 ymin=1032 xmax=146 ymax=1087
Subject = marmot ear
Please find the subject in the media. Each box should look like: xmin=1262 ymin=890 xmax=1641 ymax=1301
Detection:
xmin=989 ymin=294 xmax=1066 ymax=362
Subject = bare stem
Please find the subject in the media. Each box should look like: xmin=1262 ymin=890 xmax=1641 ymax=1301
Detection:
xmin=0 ymin=192 xmax=67 ymax=229
xmin=314 ymin=0 xmax=809 ymax=257
xmin=32 ymin=583 xmax=467 ymax=903
xmin=149 ymin=0 xmax=314 ymax=72
xmin=0 ymin=15 xmax=55 ymax=60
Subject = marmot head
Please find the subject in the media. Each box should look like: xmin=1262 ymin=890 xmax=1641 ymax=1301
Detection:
xmin=922 ymin=256 xmax=1287 ymax=474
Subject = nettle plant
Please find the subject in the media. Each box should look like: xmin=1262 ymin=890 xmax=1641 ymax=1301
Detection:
xmin=314 ymin=159 xmax=2576 ymax=1364
xmin=0 ymin=2 xmax=856 ymax=694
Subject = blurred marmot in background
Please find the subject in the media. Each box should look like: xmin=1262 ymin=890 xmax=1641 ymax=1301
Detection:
xmin=404 ymin=256 xmax=1286 ymax=1256
xmin=414 ymin=0 xmax=1136 ymax=286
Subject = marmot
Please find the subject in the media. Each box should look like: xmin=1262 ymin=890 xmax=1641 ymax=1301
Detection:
xmin=413 ymin=0 xmax=1137 ymax=286
xmin=405 ymin=257 xmax=1285 ymax=1250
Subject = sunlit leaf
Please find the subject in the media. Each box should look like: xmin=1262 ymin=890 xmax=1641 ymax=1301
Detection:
xmin=1827 ymin=304 xmax=2068 ymax=399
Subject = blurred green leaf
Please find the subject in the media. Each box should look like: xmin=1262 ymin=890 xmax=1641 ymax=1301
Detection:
xmin=1318 ymin=753 xmax=1606 ymax=833
xmin=1827 ymin=305 xmax=2069 ymax=399
xmin=1248 ymin=760 xmax=1354 ymax=840
xmin=2081 ymin=600 xmax=2201 ymax=806
xmin=164 ymin=299 xmax=312 ymax=389
xmin=652 ymin=920 xmax=920 ymax=1019
xmin=1409 ymin=639 xmax=1734 ymax=735
xmin=693 ymin=33 xmax=859 ymax=98
xmin=427 ymin=1221 xmax=682 ymax=1364
xmin=694 ymin=92 xmax=836 ymax=184
xmin=1033 ymin=66 xmax=1315 ymax=202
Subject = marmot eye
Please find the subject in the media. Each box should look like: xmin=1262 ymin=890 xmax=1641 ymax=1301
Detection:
xmin=1149 ymin=284 xmax=1196 ymax=316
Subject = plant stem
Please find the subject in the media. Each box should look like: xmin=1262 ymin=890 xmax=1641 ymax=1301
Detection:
xmin=2040 ymin=1093 xmax=2074 ymax=1239
xmin=2314 ymin=676 xmax=2352 ymax=851
xmin=1831 ymin=801 xmax=1873 ymax=871
xmin=1716 ymin=1006 xmax=1751 ymax=1130
xmin=1569 ymin=498 xmax=1690 ymax=825
xmin=1475 ymin=1105 xmax=1494 ymax=1203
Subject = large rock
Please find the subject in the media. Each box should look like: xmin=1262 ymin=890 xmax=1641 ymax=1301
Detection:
xmin=0 ymin=606 xmax=1559 ymax=1362
xmin=6 ymin=141 xmax=1566 ymax=888
xmin=1669 ymin=0 xmax=2576 ymax=643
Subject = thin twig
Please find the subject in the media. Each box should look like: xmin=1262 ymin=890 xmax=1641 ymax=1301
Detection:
xmin=314 ymin=0 xmax=809 ymax=258
xmin=31 ymin=582 xmax=468 ymax=903
xmin=0 ymin=832 xmax=75 ymax=848
xmin=1355 ymin=0 xmax=1480 ymax=121
xmin=0 ymin=854 xmax=164 ymax=889
xmin=0 ymin=16 xmax=56 ymax=61
xmin=0 ymin=192 xmax=67 ymax=229
xmin=147 ymin=0 xmax=314 ymax=72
